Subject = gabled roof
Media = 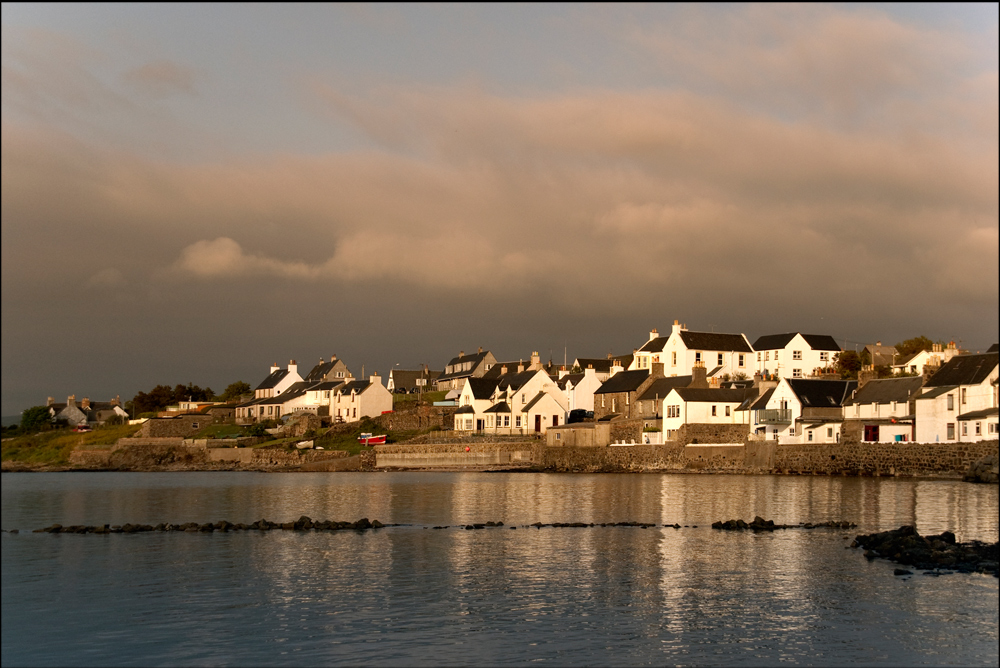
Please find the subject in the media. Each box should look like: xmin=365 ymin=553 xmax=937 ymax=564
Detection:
xmin=915 ymin=385 xmax=956 ymax=400
xmin=310 ymin=381 xmax=344 ymax=391
xmin=574 ymin=355 xmax=634 ymax=374
xmin=750 ymin=387 xmax=776 ymax=410
xmin=751 ymin=333 xmax=841 ymax=352
xmin=467 ymin=377 xmax=500 ymax=400
xmin=557 ymin=373 xmax=584 ymax=390
xmin=844 ymin=376 xmax=923 ymax=406
xmin=521 ymin=392 xmax=551 ymax=412
xmin=389 ymin=369 xmax=441 ymax=389
xmin=255 ymin=369 xmax=289 ymax=391
xmin=595 ymin=370 xmax=649 ymax=394
xmin=304 ymin=361 xmax=336 ymax=381
xmin=786 ymin=379 xmax=857 ymax=408
xmin=637 ymin=376 xmax=692 ymax=402
xmin=987 ymin=343 xmax=999 ymax=353
xmin=454 ymin=405 xmax=475 ymax=414
xmin=679 ymin=331 xmax=752 ymax=353
xmin=638 ymin=336 xmax=669 ymax=353
xmin=437 ymin=350 xmax=491 ymax=382
xmin=672 ymin=387 xmax=758 ymax=403
xmin=484 ymin=402 xmax=510 ymax=414
xmin=957 ymin=407 xmax=998 ymax=420
xmin=496 ymin=370 xmax=539 ymax=393
xmin=924 ymin=353 xmax=998 ymax=388
xmin=337 ymin=380 xmax=372 ymax=395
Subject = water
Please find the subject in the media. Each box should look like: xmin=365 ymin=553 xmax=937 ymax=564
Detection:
xmin=2 ymin=472 xmax=998 ymax=666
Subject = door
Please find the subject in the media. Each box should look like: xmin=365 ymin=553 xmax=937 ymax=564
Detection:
xmin=534 ymin=415 xmax=542 ymax=432
xmin=476 ymin=419 xmax=484 ymax=431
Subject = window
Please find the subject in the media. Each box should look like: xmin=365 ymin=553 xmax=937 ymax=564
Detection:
xmin=667 ymin=405 xmax=680 ymax=418
xmin=975 ymin=422 xmax=981 ymax=436
xmin=989 ymin=423 xmax=997 ymax=435
xmin=789 ymin=427 xmax=795 ymax=436
xmin=808 ymin=431 xmax=813 ymax=442
xmin=601 ymin=395 xmax=605 ymax=408
xmin=465 ymin=419 xmax=473 ymax=430
xmin=827 ymin=427 xmax=833 ymax=438
xmin=757 ymin=352 xmax=762 ymax=362
xmin=504 ymin=416 xmax=510 ymax=427
xmin=521 ymin=393 xmax=526 ymax=404
xmin=555 ymin=433 xmax=561 ymax=440
xmin=890 ymin=401 xmax=896 ymax=412
xmin=792 ymin=369 xmax=802 ymax=378
xmin=820 ymin=352 xmax=829 ymax=362
xmin=961 ymin=388 xmax=967 ymax=404
xmin=353 ymin=407 xmax=357 ymax=418
xmin=672 ymin=352 xmax=677 ymax=366
xmin=854 ymin=404 xmax=860 ymax=416
xmin=739 ymin=354 xmax=745 ymax=367
xmin=766 ymin=352 xmax=770 ymax=361
xmin=946 ymin=423 xmax=955 ymax=439
xmin=191 ymin=422 xmax=198 ymax=430
xmin=516 ymin=416 xmax=522 ymax=428
xmin=718 ymin=353 xmax=724 ymax=366
xmin=725 ymin=406 xmax=731 ymax=417
xmin=775 ymin=351 xmax=780 ymax=361
xmin=712 ymin=405 xmax=717 ymax=416
xmin=962 ymin=422 xmax=967 ymax=436
xmin=947 ymin=394 xmax=954 ymax=411
xmin=695 ymin=352 xmax=702 ymax=363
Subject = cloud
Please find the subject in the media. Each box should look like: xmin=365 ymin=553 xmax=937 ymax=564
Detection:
xmin=122 ymin=61 xmax=197 ymax=98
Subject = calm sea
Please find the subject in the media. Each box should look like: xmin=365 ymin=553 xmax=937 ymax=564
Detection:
xmin=2 ymin=472 xmax=998 ymax=667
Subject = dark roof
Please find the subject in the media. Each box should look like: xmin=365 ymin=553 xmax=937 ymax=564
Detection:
xmin=737 ymin=389 xmax=762 ymax=411
xmin=574 ymin=355 xmax=634 ymax=374
xmin=595 ymin=370 xmax=649 ymax=394
xmin=311 ymin=381 xmax=344 ymax=391
xmin=751 ymin=333 xmax=841 ymax=352
xmin=924 ymin=353 xmax=998 ymax=388
xmin=484 ymin=402 xmax=510 ymax=414
xmin=720 ymin=380 xmax=755 ymax=389
xmin=638 ymin=336 xmax=669 ymax=353
xmin=915 ymin=385 xmax=956 ymax=400
xmin=467 ymin=377 xmax=500 ymax=400
xmin=496 ymin=370 xmax=539 ymax=393
xmin=304 ymin=361 xmax=336 ymax=381
xmin=437 ymin=350 xmax=491 ymax=381
xmin=522 ymin=392 xmax=550 ymax=412
xmin=679 ymin=331 xmax=752 ymax=353
xmin=637 ymin=376 xmax=692 ymax=402
xmin=894 ymin=351 xmax=921 ymax=366
xmin=454 ymin=405 xmax=475 ymax=414
xmin=786 ymin=379 xmax=857 ymax=408
xmin=957 ymin=407 xmax=998 ymax=420
xmin=987 ymin=344 xmax=999 ymax=353
xmin=337 ymin=380 xmax=372 ymax=395
xmin=844 ymin=376 xmax=923 ymax=406
xmin=389 ymin=369 xmax=440 ymax=390
xmin=557 ymin=373 xmax=585 ymax=390
xmin=672 ymin=387 xmax=758 ymax=403
xmin=750 ymin=387 xmax=776 ymax=410
xmin=254 ymin=369 xmax=289 ymax=391
xmin=864 ymin=344 xmax=898 ymax=367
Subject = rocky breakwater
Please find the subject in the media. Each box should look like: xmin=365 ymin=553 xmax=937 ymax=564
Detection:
xmin=31 ymin=516 xmax=389 ymax=534
xmin=851 ymin=525 xmax=999 ymax=577
xmin=712 ymin=516 xmax=856 ymax=531
xmin=964 ymin=453 xmax=999 ymax=483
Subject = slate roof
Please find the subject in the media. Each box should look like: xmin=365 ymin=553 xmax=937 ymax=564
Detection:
xmin=496 ymin=370 xmax=539 ymax=393
xmin=679 ymin=331 xmax=752 ymax=353
xmin=595 ymin=370 xmax=649 ymax=394
xmin=915 ymin=385 xmax=956 ymax=400
xmin=638 ymin=336 xmax=670 ymax=353
xmin=924 ymin=353 xmax=998 ymax=388
xmin=337 ymin=380 xmax=372 ymax=395
xmin=467 ymin=377 xmax=500 ymax=400
xmin=637 ymin=376 xmax=693 ymax=402
xmin=254 ymin=369 xmax=289 ymax=391
xmin=864 ymin=344 xmax=898 ymax=367
xmin=957 ymin=407 xmax=998 ymax=420
xmin=786 ymin=379 xmax=857 ymax=408
xmin=304 ymin=361 xmax=336 ymax=381
xmin=437 ymin=351 xmax=491 ymax=382
xmin=454 ymin=405 xmax=475 ymax=414
xmin=557 ymin=373 xmax=585 ymax=390
xmin=751 ymin=333 xmax=841 ymax=351
xmin=987 ymin=344 xmax=999 ymax=353
xmin=750 ymin=387 xmax=776 ymax=410
xmin=389 ymin=369 xmax=441 ymax=390
xmin=844 ymin=376 xmax=923 ymax=406
xmin=671 ymin=387 xmax=758 ymax=404
xmin=522 ymin=392 xmax=550 ymax=412
xmin=484 ymin=402 xmax=511 ymax=414
xmin=481 ymin=361 xmax=525 ymax=379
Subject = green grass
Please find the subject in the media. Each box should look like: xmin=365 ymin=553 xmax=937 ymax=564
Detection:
xmin=312 ymin=418 xmax=442 ymax=455
xmin=393 ymin=390 xmax=448 ymax=406
xmin=1 ymin=423 xmax=142 ymax=466
xmin=193 ymin=423 xmax=248 ymax=439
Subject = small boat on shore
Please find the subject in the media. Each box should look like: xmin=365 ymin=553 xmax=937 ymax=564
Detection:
xmin=359 ymin=433 xmax=386 ymax=445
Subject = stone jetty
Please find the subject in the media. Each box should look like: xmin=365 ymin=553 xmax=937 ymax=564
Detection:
xmin=712 ymin=516 xmax=856 ymax=531
xmin=31 ymin=516 xmax=388 ymax=534
xmin=852 ymin=525 xmax=999 ymax=577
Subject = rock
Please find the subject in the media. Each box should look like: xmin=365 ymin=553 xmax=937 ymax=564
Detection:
xmin=894 ymin=568 xmax=912 ymax=576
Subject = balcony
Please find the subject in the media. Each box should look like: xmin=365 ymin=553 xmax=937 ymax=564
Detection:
xmin=757 ymin=409 xmax=792 ymax=424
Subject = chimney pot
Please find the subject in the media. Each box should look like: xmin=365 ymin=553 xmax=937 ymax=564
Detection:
xmin=47 ymin=396 xmax=54 ymax=406
xmin=460 ymin=351 xmax=465 ymax=358
xmin=478 ymin=346 xmax=482 ymax=354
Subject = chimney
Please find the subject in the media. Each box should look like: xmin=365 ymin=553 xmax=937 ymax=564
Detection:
xmin=81 ymin=397 xmax=91 ymax=409
xmin=947 ymin=340 xmax=956 ymax=350
xmin=517 ymin=359 xmax=525 ymax=373
xmin=607 ymin=353 xmax=613 ymax=360
xmin=67 ymin=394 xmax=76 ymax=407
xmin=319 ymin=357 xmax=324 ymax=364
xmin=478 ymin=346 xmax=483 ymax=354
xmin=651 ymin=362 xmax=665 ymax=378
xmin=369 ymin=373 xmax=380 ymax=386
xmin=689 ymin=362 xmax=708 ymax=389
xmin=288 ymin=360 xmax=298 ymax=375
xmin=672 ymin=319 xmax=682 ymax=336
xmin=649 ymin=327 xmax=658 ymax=342
xmin=111 ymin=395 xmax=120 ymax=407
xmin=47 ymin=396 xmax=54 ymax=406
xmin=876 ymin=341 xmax=882 ymax=347
xmin=584 ymin=365 xmax=596 ymax=378
xmin=932 ymin=343 xmax=942 ymax=353
xmin=709 ymin=376 xmax=720 ymax=388
xmin=271 ymin=362 xmax=280 ymax=373
xmin=460 ymin=350 xmax=465 ymax=358
xmin=610 ymin=362 xmax=623 ymax=376
xmin=501 ymin=365 xmax=508 ymax=375
xmin=858 ymin=367 xmax=876 ymax=388
xmin=530 ymin=351 xmax=541 ymax=370
xmin=331 ymin=354 xmax=338 ymax=361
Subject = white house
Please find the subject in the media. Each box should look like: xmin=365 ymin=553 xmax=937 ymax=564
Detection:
xmin=453 ymin=367 xmax=568 ymax=435
xmin=435 ymin=348 xmax=497 ymax=391
xmin=913 ymin=353 xmax=998 ymax=443
xmin=749 ymin=378 xmax=856 ymax=444
xmin=891 ymin=343 xmax=959 ymax=376
xmin=661 ymin=387 xmax=754 ymax=442
xmin=654 ymin=321 xmax=753 ymax=379
xmin=842 ymin=376 xmax=923 ymax=443
xmin=252 ymin=360 xmax=303 ymax=399
xmin=751 ymin=333 xmax=841 ymax=379
xmin=557 ymin=367 xmax=603 ymax=413
xmin=332 ymin=374 xmax=393 ymax=423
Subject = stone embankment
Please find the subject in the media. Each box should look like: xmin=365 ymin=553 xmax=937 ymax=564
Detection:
xmin=964 ymin=453 xmax=999 ymax=483
xmin=712 ymin=517 xmax=856 ymax=531
xmin=31 ymin=516 xmax=388 ymax=533
xmin=851 ymin=525 xmax=999 ymax=577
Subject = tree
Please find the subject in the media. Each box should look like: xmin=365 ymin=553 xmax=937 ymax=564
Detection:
xmin=20 ymin=406 xmax=52 ymax=433
xmin=894 ymin=336 xmax=941 ymax=358
xmin=131 ymin=382 xmax=216 ymax=415
xmin=834 ymin=351 xmax=863 ymax=379
xmin=219 ymin=381 xmax=251 ymax=402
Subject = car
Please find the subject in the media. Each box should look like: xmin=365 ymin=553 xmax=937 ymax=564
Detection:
xmin=567 ymin=409 xmax=594 ymax=424
xmin=409 ymin=387 xmax=423 ymax=394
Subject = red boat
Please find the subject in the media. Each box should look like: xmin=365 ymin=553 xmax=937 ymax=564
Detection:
xmin=358 ymin=433 xmax=386 ymax=445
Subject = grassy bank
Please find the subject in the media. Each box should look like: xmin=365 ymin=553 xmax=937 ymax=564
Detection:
xmin=1 ymin=424 xmax=142 ymax=467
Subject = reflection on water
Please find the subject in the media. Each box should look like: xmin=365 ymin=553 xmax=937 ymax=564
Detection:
xmin=2 ymin=472 xmax=997 ymax=667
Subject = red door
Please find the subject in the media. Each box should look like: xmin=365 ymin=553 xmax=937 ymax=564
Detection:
xmin=534 ymin=415 xmax=541 ymax=432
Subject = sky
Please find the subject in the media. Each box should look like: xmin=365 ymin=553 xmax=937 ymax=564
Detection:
xmin=2 ymin=3 xmax=998 ymax=415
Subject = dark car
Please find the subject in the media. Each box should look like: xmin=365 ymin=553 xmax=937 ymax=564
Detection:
xmin=567 ymin=409 xmax=594 ymax=424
